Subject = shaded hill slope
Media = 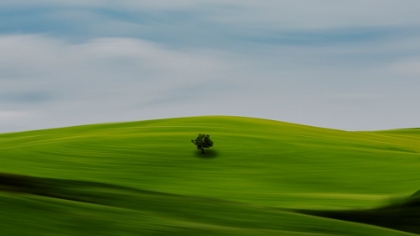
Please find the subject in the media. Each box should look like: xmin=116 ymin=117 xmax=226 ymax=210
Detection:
xmin=0 ymin=173 xmax=414 ymax=236
xmin=300 ymin=189 xmax=420 ymax=235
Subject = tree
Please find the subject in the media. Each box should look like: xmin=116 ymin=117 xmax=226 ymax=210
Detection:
xmin=191 ymin=134 xmax=213 ymax=154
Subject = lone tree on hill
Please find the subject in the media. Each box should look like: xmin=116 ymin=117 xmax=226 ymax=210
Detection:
xmin=191 ymin=134 xmax=213 ymax=154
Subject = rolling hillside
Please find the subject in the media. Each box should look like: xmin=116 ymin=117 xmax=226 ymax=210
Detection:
xmin=0 ymin=116 xmax=419 ymax=235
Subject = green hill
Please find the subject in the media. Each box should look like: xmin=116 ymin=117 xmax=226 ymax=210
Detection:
xmin=301 ymin=187 xmax=420 ymax=234
xmin=0 ymin=116 xmax=419 ymax=235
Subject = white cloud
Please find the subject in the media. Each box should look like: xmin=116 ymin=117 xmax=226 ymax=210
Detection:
xmin=0 ymin=111 xmax=32 ymax=132
xmin=391 ymin=58 xmax=420 ymax=76
xmin=0 ymin=35 xmax=239 ymax=131
xmin=1 ymin=33 xmax=420 ymax=132
xmin=0 ymin=111 xmax=28 ymax=121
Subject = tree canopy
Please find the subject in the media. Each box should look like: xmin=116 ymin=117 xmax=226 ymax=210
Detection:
xmin=191 ymin=134 xmax=213 ymax=154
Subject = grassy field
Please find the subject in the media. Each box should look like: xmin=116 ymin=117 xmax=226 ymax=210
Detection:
xmin=0 ymin=116 xmax=419 ymax=235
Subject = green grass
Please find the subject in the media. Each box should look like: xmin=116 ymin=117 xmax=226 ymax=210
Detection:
xmin=0 ymin=116 xmax=419 ymax=235
xmin=300 ymin=189 xmax=420 ymax=234
xmin=0 ymin=174 xmax=415 ymax=236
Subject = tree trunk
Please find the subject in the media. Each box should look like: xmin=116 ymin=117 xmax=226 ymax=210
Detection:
xmin=201 ymin=148 xmax=205 ymax=154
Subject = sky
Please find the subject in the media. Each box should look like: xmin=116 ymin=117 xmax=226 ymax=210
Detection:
xmin=1 ymin=0 xmax=420 ymax=132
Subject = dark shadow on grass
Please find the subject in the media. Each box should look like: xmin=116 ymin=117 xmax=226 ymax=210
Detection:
xmin=194 ymin=149 xmax=219 ymax=158
xmin=0 ymin=172 xmax=188 ymax=205
xmin=296 ymin=189 xmax=420 ymax=235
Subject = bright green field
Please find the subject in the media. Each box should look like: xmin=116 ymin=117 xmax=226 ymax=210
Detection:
xmin=0 ymin=116 xmax=419 ymax=235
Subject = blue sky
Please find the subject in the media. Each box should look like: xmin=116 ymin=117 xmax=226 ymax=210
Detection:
xmin=1 ymin=1 xmax=420 ymax=132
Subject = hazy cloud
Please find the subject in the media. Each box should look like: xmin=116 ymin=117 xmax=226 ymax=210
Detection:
xmin=1 ymin=1 xmax=420 ymax=132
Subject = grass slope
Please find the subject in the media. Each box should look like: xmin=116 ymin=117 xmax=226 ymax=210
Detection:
xmin=0 ymin=173 xmax=414 ymax=236
xmin=301 ymin=189 xmax=420 ymax=234
xmin=0 ymin=116 xmax=419 ymax=235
